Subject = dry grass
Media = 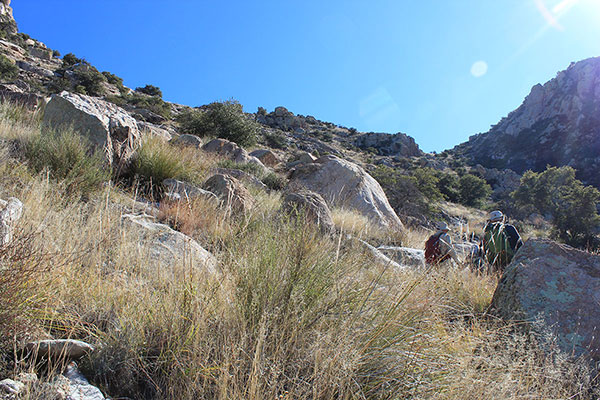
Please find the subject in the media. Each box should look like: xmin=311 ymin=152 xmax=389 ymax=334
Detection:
xmin=0 ymin=101 xmax=597 ymax=399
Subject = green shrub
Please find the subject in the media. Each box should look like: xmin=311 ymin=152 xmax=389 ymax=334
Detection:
xmin=52 ymin=49 xmax=61 ymax=58
xmin=106 ymin=92 xmax=171 ymax=119
xmin=512 ymin=166 xmax=600 ymax=248
xmin=25 ymin=129 xmax=111 ymax=197
xmin=62 ymin=52 xmax=82 ymax=67
xmin=436 ymin=172 xmax=460 ymax=202
xmin=73 ymin=66 xmax=106 ymax=96
xmin=264 ymin=132 xmax=286 ymax=149
xmin=262 ymin=172 xmax=287 ymax=191
xmin=135 ymin=84 xmax=162 ymax=98
xmin=458 ymin=174 xmax=491 ymax=207
xmin=177 ymin=100 xmax=259 ymax=147
xmin=413 ymin=167 xmax=443 ymax=201
xmin=0 ymin=54 xmax=18 ymax=81
xmin=371 ymin=165 xmax=434 ymax=217
xmin=102 ymin=71 xmax=127 ymax=94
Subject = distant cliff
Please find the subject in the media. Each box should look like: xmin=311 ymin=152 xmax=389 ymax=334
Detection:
xmin=454 ymin=57 xmax=600 ymax=188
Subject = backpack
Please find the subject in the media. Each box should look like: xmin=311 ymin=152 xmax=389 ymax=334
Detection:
xmin=483 ymin=222 xmax=521 ymax=269
xmin=425 ymin=233 xmax=451 ymax=264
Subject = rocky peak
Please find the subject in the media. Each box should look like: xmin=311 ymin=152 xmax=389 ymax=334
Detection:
xmin=353 ymin=131 xmax=423 ymax=157
xmin=454 ymin=56 xmax=600 ymax=188
xmin=0 ymin=0 xmax=17 ymax=35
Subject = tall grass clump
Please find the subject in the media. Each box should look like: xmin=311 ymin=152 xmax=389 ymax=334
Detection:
xmin=24 ymin=128 xmax=110 ymax=197
xmin=0 ymin=231 xmax=50 ymax=353
xmin=127 ymin=137 xmax=197 ymax=198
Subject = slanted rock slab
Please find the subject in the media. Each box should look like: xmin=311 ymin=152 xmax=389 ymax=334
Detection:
xmin=163 ymin=178 xmax=219 ymax=204
xmin=490 ymin=238 xmax=600 ymax=362
xmin=122 ymin=214 xmax=217 ymax=274
xmin=377 ymin=246 xmax=425 ymax=268
xmin=25 ymin=339 xmax=94 ymax=360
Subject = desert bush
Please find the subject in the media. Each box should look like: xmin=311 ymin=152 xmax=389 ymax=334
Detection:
xmin=513 ymin=166 xmax=600 ymax=248
xmin=372 ymin=165 xmax=435 ymax=218
xmin=261 ymin=172 xmax=287 ymax=191
xmin=458 ymin=173 xmax=491 ymax=207
xmin=102 ymin=71 xmax=127 ymax=94
xmin=0 ymin=54 xmax=18 ymax=81
xmin=106 ymin=92 xmax=171 ymax=118
xmin=73 ymin=66 xmax=106 ymax=97
xmin=24 ymin=129 xmax=110 ymax=197
xmin=437 ymin=171 xmax=461 ymax=202
xmin=135 ymin=84 xmax=162 ymax=98
xmin=61 ymin=52 xmax=82 ymax=67
xmin=264 ymin=131 xmax=287 ymax=149
xmin=177 ymin=100 xmax=259 ymax=147
xmin=413 ymin=167 xmax=443 ymax=201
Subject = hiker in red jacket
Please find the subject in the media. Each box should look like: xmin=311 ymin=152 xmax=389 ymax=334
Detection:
xmin=425 ymin=222 xmax=457 ymax=265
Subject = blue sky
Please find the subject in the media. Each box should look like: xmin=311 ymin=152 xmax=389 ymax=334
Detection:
xmin=13 ymin=0 xmax=600 ymax=152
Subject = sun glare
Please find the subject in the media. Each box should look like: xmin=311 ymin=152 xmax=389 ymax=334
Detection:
xmin=534 ymin=0 xmax=600 ymax=30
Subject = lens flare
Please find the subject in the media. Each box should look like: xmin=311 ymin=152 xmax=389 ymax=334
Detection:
xmin=470 ymin=61 xmax=488 ymax=78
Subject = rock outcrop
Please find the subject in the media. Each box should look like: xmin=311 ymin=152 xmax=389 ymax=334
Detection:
xmin=249 ymin=149 xmax=281 ymax=167
xmin=201 ymin=138 xmax=265 ymax=171
xmin=43 ymin=92 xmax=142 ymax=167
xmin=289 ymin=155 xmax=404 ymax=231
xmin=354 ymin=132 xmax=423 ymax=157
xmin=455 ymin=57 xmax=600 ymax=188
xmin=122 ymin=214 xmax=217 ymax=273
xmin=0 ymin=0 xmax=17 ymax=35
xmin=202 ymin=174 xmax=254 ymax=215
xmin=490 ymin=239 xmax=600 ymax=362
xmin=281 ymin=189 xmax=335 ymax=234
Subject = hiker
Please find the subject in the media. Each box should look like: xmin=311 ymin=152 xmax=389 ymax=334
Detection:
xmin=481 ymin=210 xmax=523 ymax=271
xmin=425 ymin=222 xmax=457 ymax=265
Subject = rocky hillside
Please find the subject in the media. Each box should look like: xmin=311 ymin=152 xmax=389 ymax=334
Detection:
xmin=453 ymin=56 xmax=600 ymax=188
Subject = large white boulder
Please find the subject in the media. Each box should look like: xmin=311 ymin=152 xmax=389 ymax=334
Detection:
xmin=43 ymin=91 xmax=142 ymax=167
xmin=289 ymin=155 xmax=404 ymax=231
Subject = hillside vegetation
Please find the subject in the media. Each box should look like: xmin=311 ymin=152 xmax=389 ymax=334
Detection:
xmin=0 ymin=102 xmax=597 ymax=399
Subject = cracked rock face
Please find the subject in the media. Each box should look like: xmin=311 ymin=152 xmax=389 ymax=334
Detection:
xmin=43 ymin=91 xmax=142 ymax=167
xmin=0 ymin=0 xmax=17 ymax=35
xmin=490 ymin=238 xmax=600 ymax=362
xmin=455 ymin=56 xmax=600 ymax=189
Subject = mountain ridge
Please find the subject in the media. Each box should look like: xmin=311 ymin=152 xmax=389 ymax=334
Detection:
xmin=452 ymin=56 xmax=600 ymax=188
